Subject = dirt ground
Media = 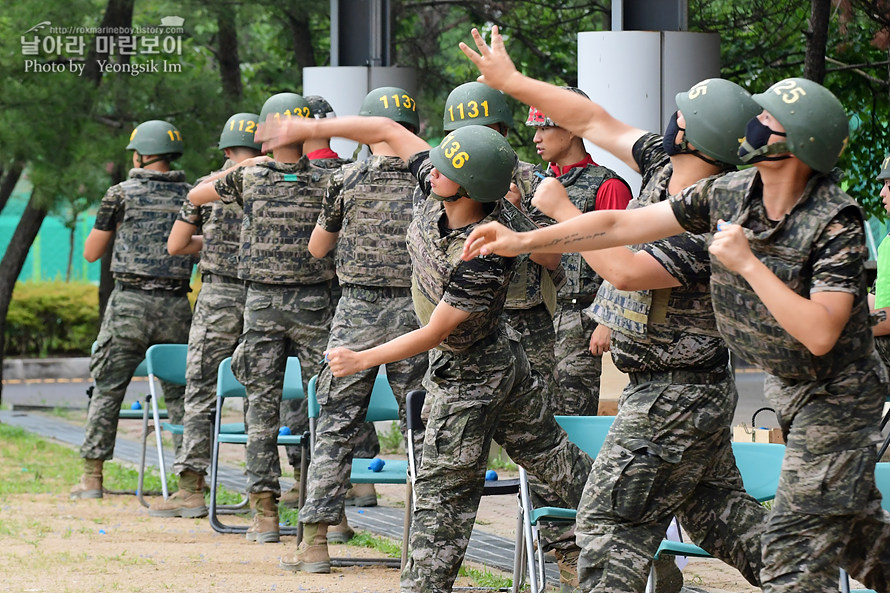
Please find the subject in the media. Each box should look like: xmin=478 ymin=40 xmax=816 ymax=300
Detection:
xmin=0 ymin=355 xmax=835 ymax=593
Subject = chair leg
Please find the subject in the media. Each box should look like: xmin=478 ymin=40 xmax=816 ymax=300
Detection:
xmin=518 ymin=467 xmax=541 ymax=593
xmin=297 ymin=436 xmax=309 ymax=545
xmin=401 ymin=480 xmax=412 ymax=571
xmin=839 ymin=568 xmax=852 ymax=593
xmin=136 ymin=399 xmax=151 ymax=508
xmin=147 ymin=380 xmax=169 ymax=499
xmin=511 ymin=495 xmax=525 ymax=593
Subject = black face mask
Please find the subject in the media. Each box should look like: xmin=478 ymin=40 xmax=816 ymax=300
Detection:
xmin=662 ymin=111 xmax=686 ymax=156
xmin=738 ymin=117 xmax=789 ymax=164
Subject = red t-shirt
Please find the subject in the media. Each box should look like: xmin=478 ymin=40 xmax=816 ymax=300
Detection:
xmin=549 ymin=154 xmax=631 ymax=211
xmin=306 ymin=148 xmax=340 ymax=160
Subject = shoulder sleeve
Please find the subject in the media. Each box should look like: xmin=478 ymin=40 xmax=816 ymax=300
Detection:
xmin=669 ymin=177 xmax=714 ymax=234
xmin=408 ymin=151 xmax=433 ymax=197
xmin=443 ymin=255 xmax=511 ymax=313
xmin=93 ymin=184 xmax=125 ymax=231
xmin=317 ymin=166 xmax=346 ymax=232
xmin=214 ymin=167 xmax=244 ymax=206
xmin=810 ymin=206 xmax=867 ymax=295
xmin=641 ymin=233 xmax=711 ymax=286
xmin=632 ymin=133 xmax=670 ymax=190
xmin=177 ymin=198 xmax=200 ymax=226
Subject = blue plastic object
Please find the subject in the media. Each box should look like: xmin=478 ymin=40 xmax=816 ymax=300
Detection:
xmin=278 ymin=426 xmax=291 ymax=436
xmin=485 ymin=469 xmax=498 ymax=481
xmin=131 ymin=401 xmax=142 ymax=410
xmin=368 ymin=458 xmax=385 ymax=472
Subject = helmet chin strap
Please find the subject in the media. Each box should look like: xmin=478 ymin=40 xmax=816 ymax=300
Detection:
xmin=688 ymin=149 xmax=725 ymax=168
xmin=738 ymin=140 xmax=791 ymax=165
xmin=136 ymin=154 xmax=167 ymax=168
xmin=430 ymin=186 xmax=469 ymax=202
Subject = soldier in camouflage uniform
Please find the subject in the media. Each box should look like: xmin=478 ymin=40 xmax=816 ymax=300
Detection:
xmin=463 ymin=72 xmax=890 ymax=593
xmin=461 ymin=31 xmax=771 ymax=592
xmin=261 ymin=116 xmax=593 ymax=592
xmin=525 ymin=89 xmax=632 ymax=418
xmin=281 ymin=87 xmax=429 ymax=573
xmin=870 ymin=155 xmax=890 ymax=371
xmin=190 ymin=93 xmax=335 ymax=545
xmin=72 ymin=120 xmax=194 ymax=500
xmin=148 ymin=113 xmax=262 ymax=518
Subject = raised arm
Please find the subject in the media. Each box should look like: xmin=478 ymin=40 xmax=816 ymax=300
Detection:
xmin=261 ymin=116 xmax=429 ymax=164
xmin=462 ymin=199 xmax=684 ymax=260
xmin=459 ymin=26 xmax=646 ymax=172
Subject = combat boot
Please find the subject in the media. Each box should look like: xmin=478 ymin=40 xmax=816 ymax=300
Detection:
xmin=652 ymin=555 xmax=684 ymax=593
xmin=280 ymin=522 xmax=331 ymax=573
xmin=245 ymin=491 xmax=280 ymax=543
xmin=326 ymin=514 xmax=355 ymax=544
xmin=344 ymin=482 xmax=377 ymax=507
xmin=279 ymin=469 xmax=301 ymax=509
xmin=553 ymin=545 xmax=580 ymax=593
xmin=148 ymin=470 xmax=208 ymax=518
xmin=70 ymin=458 xmax=103 ymax=499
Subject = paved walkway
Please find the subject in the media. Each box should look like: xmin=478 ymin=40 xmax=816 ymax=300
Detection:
xmin=0 ymin=408 xmax=554 ymax=582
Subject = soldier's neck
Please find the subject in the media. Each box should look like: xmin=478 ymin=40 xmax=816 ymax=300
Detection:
xmin=272 ymin=145 xmax=303 ymax=164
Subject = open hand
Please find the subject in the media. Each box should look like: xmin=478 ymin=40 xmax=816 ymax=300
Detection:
xmin=459 ymin=26 xmax=521 ymax=92
xmin=256 ymin=115 xmax=315 ymax=154
xmin=461 ymin=221 xmax=524 ymax=260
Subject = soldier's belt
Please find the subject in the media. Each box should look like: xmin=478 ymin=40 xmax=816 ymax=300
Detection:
xmin=341 ymin=284 xmax=411 ymax=298
xmin=115 ymin=281 xmax=189 ymax=297
xmin=201 ymin=272 xmax=244 ymax=285
xmin=628 ymin=367 xmax=729 ymax=386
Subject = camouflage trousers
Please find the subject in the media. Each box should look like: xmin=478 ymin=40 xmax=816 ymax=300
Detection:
xmin=233 ymin=281 xmax=332 ymax=495
xmin=875 ymin=335 xmax=890 ymax=375
xmin=760 ymin=353 xmax=890 ymax=593
xmin=81 ymin=288 xmax=192 ymax=460
xmin=553 ymin=301 xmax=602 ymax=416
xmin=174 ymin=277 xmax=245 ymax=476
xmin=300 ymin=287 xmax=428 ymax=525
xmin=505 ymin=303 xmax=575 ymax=549
xmin=576 ymin=369 xmax=766 ymax=593
xmin=401 ymin=330 xmax=593 ymax=593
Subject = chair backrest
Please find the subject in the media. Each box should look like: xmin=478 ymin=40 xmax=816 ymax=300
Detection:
xmin=217 ymin=357 xmax=246 ymax=398
xmin=145 ymin=344 xmax=189 ymax=386
xmin=731 ymin=441 xmax=785 ymax=503
xmin=406 ymin=390 xmax=426 ymax=432
xmin=307 ymin=367 xmax=397 ymax=422
xmin=282 ymin=357 xmax=304 ymax=401
xmin=875 ymin=462 xmax=890 ymax=512
xmin=554 ymin=415 xmax=615 ymax=459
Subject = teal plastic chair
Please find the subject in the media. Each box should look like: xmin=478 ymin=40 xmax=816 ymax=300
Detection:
xmin=646 ymin=441 xmax=786 ymax=592
xmin=517 ymin=415 xmax=616 ymax=593
xmin=142 ymin=344 xmax=190 ymax=502
xmin=307 ymin=369 xmax=408 ymax=569
xmin=208 ymin=356 xmax=308 ymax=540
xmin=839 ymin=462 xmax=890 ymax=593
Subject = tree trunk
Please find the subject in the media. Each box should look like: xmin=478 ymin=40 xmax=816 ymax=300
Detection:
xmin=0 ymin=197 xmax=48 ymax=404
xmin=82 ymin=0 xmax=136 ymax=85
xmin=283 ymin=9 xmax=317 ymax=70
xmin=0 ymin=162 xmax=25 ymax=215
xmin=216 ymin=6 xmax=243 ymax=106
xmin=805 ymin=0 xmax=831 ymax=82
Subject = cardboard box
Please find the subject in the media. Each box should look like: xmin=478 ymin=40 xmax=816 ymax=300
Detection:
xmin=733 ymin=423 xmax=783 ymax=444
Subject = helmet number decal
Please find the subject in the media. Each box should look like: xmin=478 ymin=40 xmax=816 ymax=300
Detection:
xmin=166 ymin=129 xmax=182 ymax=141
xmin=687 ymin=82 xmax=709 ymax=100
xmin=272 ymin=107 xmax=311 ymax=121
xmin=229 ymin=119 xmax=257 ymax=133
xmin=447 ymin=100 xmax=490 ymax=122
xmin=378 ymin=94 xmax=417 ymax=112
xmin=771 ymin=79 xmax=807 ymax=104
xmin=443 ymin=138 xmax=470 ymax=169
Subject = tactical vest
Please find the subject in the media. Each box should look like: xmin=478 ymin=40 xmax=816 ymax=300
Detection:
xmin=557 ymin=164 xmax=629 ymax=298
xmin=709 ymin=170 xmax=872 ymax=381
xmin=408 ymin=198 xmax=509 ymax=352
xmin=238 ymin=160 xmax=335 ymax=285
xmin=110 ymin=170 xmax=194 ymax=280
xmin=199 ymin=200 xmax=243 ymax=277
xmin=311 ymin=156 xmax=351 ymax=171
xmin=335 ymin=156 xmax=414 ymax=287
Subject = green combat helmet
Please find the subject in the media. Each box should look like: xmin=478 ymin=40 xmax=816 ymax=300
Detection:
xmin=126 ymin=120 xmax=183 ymax=160
xmin=745 ymin=78 xmax=849 ymax=173
xmin=526 ymin=87 xmax=589 ymax=128
xmin=218 ymin=112 xmax=262 ymax=151
xmin=305 ymin=95 xmax=336 ymax=119
xmin=259 ymin=92 xmax=311 ymax=124
xmin=877 ymin=155 xmax=890 ymax=180
xmin=674 ymin=79 xmax=761 ymax=166
xmin=443 ymin=81 xmax=513 ymax=131
xmin=359 ymin=86 xmax=419 ymax=132
xmin=429 ymin=125 xmax=517 ymax=203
